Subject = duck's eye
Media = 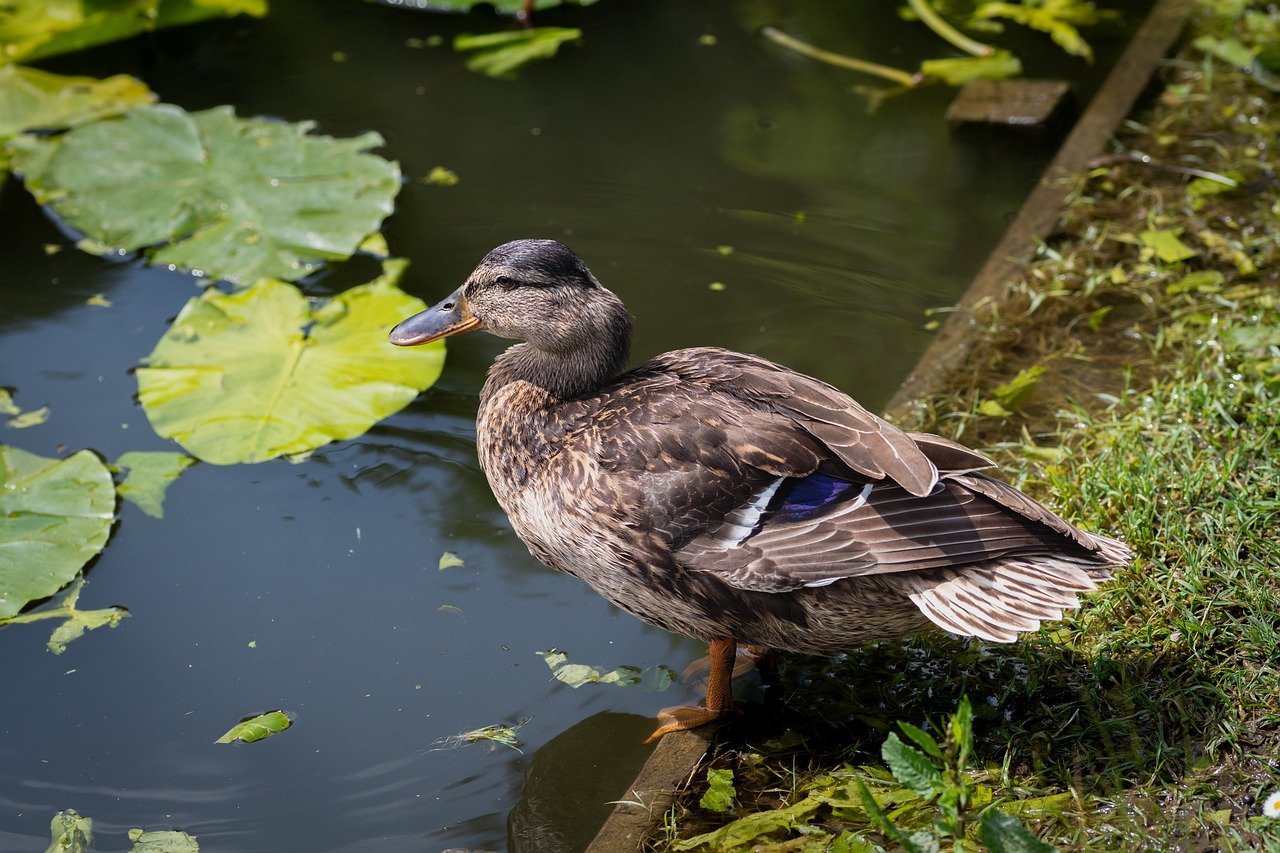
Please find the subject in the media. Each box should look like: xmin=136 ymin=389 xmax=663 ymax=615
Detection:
xmin=496 ymin=276 xmax=518 ymax=290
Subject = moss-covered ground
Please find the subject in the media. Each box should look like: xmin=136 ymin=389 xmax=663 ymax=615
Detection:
xmin=654 ymin=3 xmax=1280 ymax=849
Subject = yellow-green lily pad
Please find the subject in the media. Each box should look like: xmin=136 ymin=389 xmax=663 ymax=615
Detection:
xmin=1 ymin=0 xmax=265 ymax=67
xmin=8 ymin=103 xmax=401 ymax=283
xmin=0 ymin=446 xmax=114 ymax=619
xmin=137 ymin=260 xmax=444 ymax=465
xmin=216 ymin=709 xmax=292 ymax=744
xmin=0 ymin=66 xmax=154 ymax=153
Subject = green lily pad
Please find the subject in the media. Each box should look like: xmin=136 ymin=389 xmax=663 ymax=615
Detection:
xmin=137 ymin=260 xmax=444 ymax=465
xmin=1 ymin=0 xmax=266 ymax=67
xmin=128 ymin=828 xmax=199 ymax=852
xmin=454 ymin=27 xmax=581 ymax=79
xmin=215 ymin=709 xmax=293 ymax=744
xmin=0 ymin=66 xmax=154 ymax=169
xmin=113 ymin=451 xmax=196 ymax=519
xmin=9 ymin=103 xmax=401 ymax=283
xmin=0 ymin=446 xmax=114 ymax=619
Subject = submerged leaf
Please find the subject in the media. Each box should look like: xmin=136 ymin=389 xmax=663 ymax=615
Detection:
xmin=46 ymin=809 xmax=92 ymax=853
xmin=128 ymin=828 xmax=199 ymax=852
xmin=114 ymin=451 xmax=196 ymax=518
xmin=137 ymin=260 xmax=444 ymax=465
xmin=0 ymin=446 xmax=114 ymax=618
xmin=920 ymin=51 xmax=1022 ymax=84
xmin=9 ymin=104 xmax=400 ymax=283
xmin=537 ymin=649 xmax=676 ymax=691
xmin=454 ymin=27 xmax=581 ymax=79
xmin=0 ymin=0 xmax=266 ymax=67
xmin=700 ymin=768 xmax=737 ymax=813
xmin=0 ymin=66 xmax=153 ymax=149
xmin=215 ymin=710 xmax=293 ymax=744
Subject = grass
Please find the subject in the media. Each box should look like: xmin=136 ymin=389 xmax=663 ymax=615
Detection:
xmin=654 ymin=2 xmax=1280 ymax=850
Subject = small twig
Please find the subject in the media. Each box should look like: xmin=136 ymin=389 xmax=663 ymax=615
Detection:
xmin=760 ymin=25 xmax=919 ymax=87
xmin=907 ymin=0 xmax=995 ymax=57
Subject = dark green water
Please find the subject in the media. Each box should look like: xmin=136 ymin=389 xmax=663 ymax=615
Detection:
xmin=0 ymin=1 xmax=1142 ymax=850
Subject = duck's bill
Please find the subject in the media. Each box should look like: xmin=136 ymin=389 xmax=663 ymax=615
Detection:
xmin=388 ymin=292 xmax=481 ymax=346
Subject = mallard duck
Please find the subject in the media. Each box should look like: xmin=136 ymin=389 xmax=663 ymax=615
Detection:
xmin=389 ymin=239 xmax=1131 ymax=741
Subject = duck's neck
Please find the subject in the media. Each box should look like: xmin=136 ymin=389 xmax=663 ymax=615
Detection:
xmin=481 ymin=293 xmax=633 ymax=405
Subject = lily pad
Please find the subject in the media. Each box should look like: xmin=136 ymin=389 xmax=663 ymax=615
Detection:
xmin=9 ymin=104 xmax=401 ymax=283
xmin=1 ymin=0 xmax=266 ymax=67
xmin=114 ymin=451 xmax=196 ymax=518
xmin=0 ymin=576 xmax=132 ymax=655
xmin=215 ymin=709 xmax=293 ymax=744
xmin=0 ymin=66 xmax=154 ymax=171
xmin=137 ymin=260 xmax=444 ymax=465
xmin=0 ymin=446 xmax=114 ymax=619
xmin=454 ymin=28 xmax=581 ymax=79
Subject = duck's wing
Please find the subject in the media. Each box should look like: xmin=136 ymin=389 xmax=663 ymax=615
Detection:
xmin=587 ymin=349 xmax=1127 ymax=617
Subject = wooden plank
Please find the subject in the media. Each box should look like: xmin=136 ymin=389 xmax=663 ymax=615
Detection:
xmin=946 ymin=78 xmax=1072 ymax=128
xmin=885 ymin=0 xmax=1195 ymax=422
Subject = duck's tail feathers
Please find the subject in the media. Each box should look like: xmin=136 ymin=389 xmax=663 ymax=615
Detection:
xmin=904 ymin=553 xmax=1119 ymax=644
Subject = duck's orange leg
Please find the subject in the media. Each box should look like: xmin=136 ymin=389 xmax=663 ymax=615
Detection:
xmin=645 ymin=637 xmax=736 ymax=743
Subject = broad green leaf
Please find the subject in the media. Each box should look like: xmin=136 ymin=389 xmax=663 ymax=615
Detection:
xmin=0 ymin=446 xmax=114 ymax=618
xmin=993 ymin=364 xmax=1046 ymax=410
xmin=920 ymin=51 xmax=1021 ymax=85
xmin=114 ymin=451 xmax=196 ymax=518
xmin=1140 ymin=229 xmax=1198 ymax=264
xmin=382 ymin=0 xmax=595 ymax=13
xmin=454 ymin=28 xmax=581 ymax=79
xmin=896 ymin=720 xmax=944 ymax=760
xmin=978 ymin=808 xmax=1057 ymax=853
xmin=137 ymin=260 xmax=444 ymax=465
xmin=215 ymin=709 xmax=293 ymax=744
xmin=700 ymin=768 xmax=737 ymax=813
xmin=951 ymin=695 xmax=974 ymax=766
xmin=0 ymin=0 xmax=266 ymax=67
xmin=881 ymin=733 xmax=943 ymax=799
xmin=0 ymin=66 xmax=153 ymax=153
xmin=46 ymin=809 xmax=92 ymax=853
xmin=537 ymin=649 xmax=676 ymax=691
xmin=9 ymin=104 xmax=400 ymax=283
xmin=128 ymin=828 xmax=199 ymax=852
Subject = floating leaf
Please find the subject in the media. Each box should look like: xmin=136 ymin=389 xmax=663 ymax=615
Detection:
xmin=0 ymin=446 xmax=114 ymax=618
xmin=1140 ymin=229 xmax=1197 ymax=264
xmin=454 ymin=28 xmax=581 ymax=79
xmin=9 ymin=104 xmax=401 ymax=283
xmin=537 ymin=649 xmax=676 ymax=691
xmin=46 ymin=808 xmax=92 ymax=853
xmin=7 ymin=403 xmax=48 ymax=428
xmin=882 ymin=732 xmax=944 ymax=799
xmin=0 ymin=576 xmax=128 ymax=654
xmin=113 ymin=451 xmax=196 ymax=518
xmin=128 ymin=828 xmax=199 ymax=852
xmin=422 ymin=166 xmax=458 ymax=186
xmin=433 ymin=717 xmax=530 ymax=753
xmin=700 ymin=768 xmax=737 ymax=813
xmin=137 ymin=260 xmax=444 ymax=465
xmin=0 ymin=67 xmax=153 ymax=166
xmin=920 ymin=51 xmax=1021 ymax=85
xmin=215 ymin=709 xmax=293 ymax=744
xmin=438 ymin=551 xmax=465 ymax=570
xmin=0 ymin=389 xmax=18 ymax=415
xmin=0 ymin=0 xmax=265 ymax=67
xmin=978 ymin=808 xmax=1056 ymax=853
xmin=993 ymin=364 xmax=1045 ymax=411
xmin=86 ymin=294 xmax=111 ymax=307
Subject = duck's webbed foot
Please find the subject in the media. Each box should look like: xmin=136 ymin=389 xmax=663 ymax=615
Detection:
xmin=645 ymin=636 xmax=737 ymax=744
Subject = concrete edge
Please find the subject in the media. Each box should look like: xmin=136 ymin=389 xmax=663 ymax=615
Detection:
xmin=590 ymin=0 xmax=1196 ymax=847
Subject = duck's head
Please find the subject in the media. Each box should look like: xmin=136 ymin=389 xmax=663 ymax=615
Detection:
xmin=388 ymin=239 xmax=630 ymax=357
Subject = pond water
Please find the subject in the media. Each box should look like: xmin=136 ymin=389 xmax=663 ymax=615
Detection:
xmin=0 ymin=1 xmax=1142 ymax=850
